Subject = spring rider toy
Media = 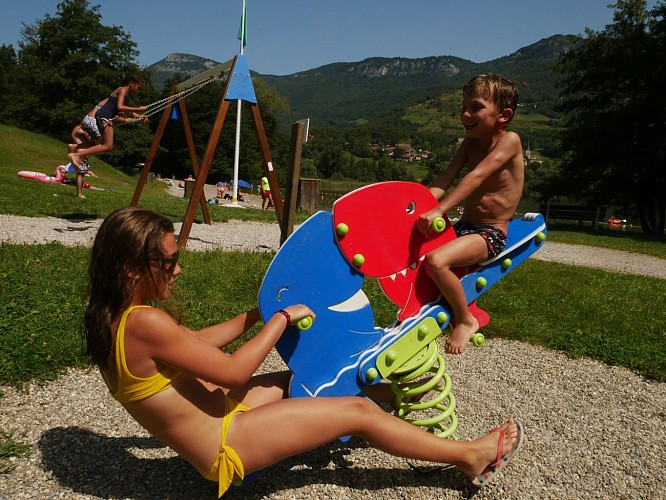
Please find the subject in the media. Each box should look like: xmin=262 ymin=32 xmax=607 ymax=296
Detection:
xmin=258 ymin=181 xmax=546 ymax=437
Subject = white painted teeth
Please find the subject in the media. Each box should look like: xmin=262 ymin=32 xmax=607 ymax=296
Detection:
xmin=328 ymin=288 xmax=370 ymax=312
xmin=389 ymin=258 xmax=423 ymax=280
xmin=389 ymin=269 xmax=406 ymax=281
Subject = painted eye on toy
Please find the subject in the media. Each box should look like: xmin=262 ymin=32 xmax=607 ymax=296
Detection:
xmin=405 ymin=201 xmax=416 ymax=214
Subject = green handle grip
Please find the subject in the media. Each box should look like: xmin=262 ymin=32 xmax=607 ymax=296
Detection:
xmin=297 ymin=316 xmax=314 ymax=331
xmin=431 ymin=217 xmax=446 ymax=233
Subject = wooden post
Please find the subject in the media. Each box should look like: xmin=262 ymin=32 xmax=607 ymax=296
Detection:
xmin=131 ymin=90 xmax=210 ymax=224
xmin=250 ymin=103 xmax=283 ymax=224
xmin=131 ymin=89 xmax=174 ymax=207
xmin=179 ymin=97 xmax=211 ymax=224
xmin=298 ymin=178 xmax=321 ymax=212
xmin=281 ymin=121 xmax=305 ymax=245
xmin=594 ymin=206 xmax=601 ymax=229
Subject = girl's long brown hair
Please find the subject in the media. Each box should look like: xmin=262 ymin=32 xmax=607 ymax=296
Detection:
xmin=83 ymin=207 xmax=174 ymax=368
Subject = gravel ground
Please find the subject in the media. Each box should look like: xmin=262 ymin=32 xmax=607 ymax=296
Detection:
xmin=1 ymin=214 xmax=665 ymax=500
xmin=0 ymin=214 xmax=282 ymax=252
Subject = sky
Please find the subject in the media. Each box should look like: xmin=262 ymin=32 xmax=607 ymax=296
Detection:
xmin=0 ymin=0 xmax=661 ymax=75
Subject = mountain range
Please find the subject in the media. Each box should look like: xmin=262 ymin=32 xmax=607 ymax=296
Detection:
xmin=147 ymin=34 xmax=576 ymax=129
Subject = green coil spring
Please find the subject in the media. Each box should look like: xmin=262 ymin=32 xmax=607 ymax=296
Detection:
xmin=387 ymin=338 xmax=458 ymax=439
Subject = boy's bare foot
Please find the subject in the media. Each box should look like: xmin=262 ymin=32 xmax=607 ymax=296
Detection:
xmin=458 ymin=419 xmax=522 ymax=482
xmin=446 ymin=316 xmax=479 ymax=354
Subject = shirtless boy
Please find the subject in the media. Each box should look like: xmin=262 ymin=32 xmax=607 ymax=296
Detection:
xmin=416 ymin=74 xmax=524 ymax=354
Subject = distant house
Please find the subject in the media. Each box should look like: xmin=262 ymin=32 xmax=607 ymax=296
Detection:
xmin=524 ymin=143 xmax=543 ymax=167
xmin=368 ymin=143 xmax=430 ymax=161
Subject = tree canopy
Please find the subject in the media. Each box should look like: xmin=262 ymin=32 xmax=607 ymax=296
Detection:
xmin=554 ymin=0 xmax=665 ymax=233
xmin=5 ymin=0 xmax=148 ymax=137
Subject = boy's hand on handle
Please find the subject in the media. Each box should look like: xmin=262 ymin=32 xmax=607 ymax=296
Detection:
xmin=431 ymin=216 xmax=446 ymax=233
xmin=416 ymin=207 xmax=445 ymax=236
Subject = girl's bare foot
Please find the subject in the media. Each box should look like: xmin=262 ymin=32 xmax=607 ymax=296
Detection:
xmin=457 ymin=419 xmax=521 ymax=480
xmin=446 ymin=315 xmax=479 ymax=354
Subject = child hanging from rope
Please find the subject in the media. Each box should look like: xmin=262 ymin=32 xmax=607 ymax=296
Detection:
xmin=68 ymin=74 xmax=149 ymax=183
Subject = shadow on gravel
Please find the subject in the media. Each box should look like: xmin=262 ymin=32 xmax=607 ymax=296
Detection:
xmin=40 ymin=427 xmax=207 ymax=498
xmin=39 ymin=427 xmax=474 ymax=499
xmin=61 ymin=213 xmax=102 ymax=221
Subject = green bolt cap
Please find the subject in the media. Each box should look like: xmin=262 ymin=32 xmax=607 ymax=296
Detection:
xmin=418 ymin=324 xmax=429 ymax=339
xmin=536 ymin=232 xmax=546 ymax=242
xmin=502 ymin=258 xmax=512 ymax=269
xmin=386 ymin=350 xmax=397 ymax=362
xmin=336 ymin=222 xmax=349 ymax=236
xmin=436 ymin=312 xmax=449 ymax=324
xmin=366 ymin=368 xmax=379 ymax=381
xmin=353 ymin=253 xmax=365 ymax=267
xmin=471 ymin=333 xmax=485 ymax=347
xmin=476 ymin=276 xmax=487 ymax=288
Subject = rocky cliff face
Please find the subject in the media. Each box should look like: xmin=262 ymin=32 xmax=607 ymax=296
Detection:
xmin=150 ymin=53 xmax=218 ymax=73
xmin=147 ymin=53 xmax=221 ymax=88
xmin=346 ymin=57 xmax=462 ymax=77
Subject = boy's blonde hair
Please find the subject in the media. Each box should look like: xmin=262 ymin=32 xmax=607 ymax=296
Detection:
xmin=463 ymin=74 xmax=520 ymax=121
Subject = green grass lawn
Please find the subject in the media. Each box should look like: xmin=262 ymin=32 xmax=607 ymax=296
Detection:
xmin=542 ymin=223 xmax=666 ymax=259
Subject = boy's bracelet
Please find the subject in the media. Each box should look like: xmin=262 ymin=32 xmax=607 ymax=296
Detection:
xmin=275 ymin=309 xmax=291 ymax=325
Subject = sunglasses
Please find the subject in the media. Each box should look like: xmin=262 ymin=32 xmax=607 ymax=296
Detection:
xmin=150 ymin=250 xmax=179 ymax=271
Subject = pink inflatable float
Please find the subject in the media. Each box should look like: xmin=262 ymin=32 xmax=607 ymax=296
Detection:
xmin=18 ymin=165 xmax=68 ymax=184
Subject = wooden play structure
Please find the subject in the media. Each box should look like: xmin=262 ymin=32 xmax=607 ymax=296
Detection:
xmin=131 ymin=54 xmax=284 ymax=247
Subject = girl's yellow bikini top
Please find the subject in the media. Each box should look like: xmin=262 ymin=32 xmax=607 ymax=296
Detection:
xmin=111 ymin=305 xmax=185 ymax=403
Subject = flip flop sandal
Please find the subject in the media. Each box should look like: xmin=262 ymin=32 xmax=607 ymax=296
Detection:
xmin=473 ymin=419 xmax=525 ymax=487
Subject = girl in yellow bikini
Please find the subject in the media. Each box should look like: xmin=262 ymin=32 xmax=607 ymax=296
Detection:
xmin=83 ymin=207 xmax=523 ymax=497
